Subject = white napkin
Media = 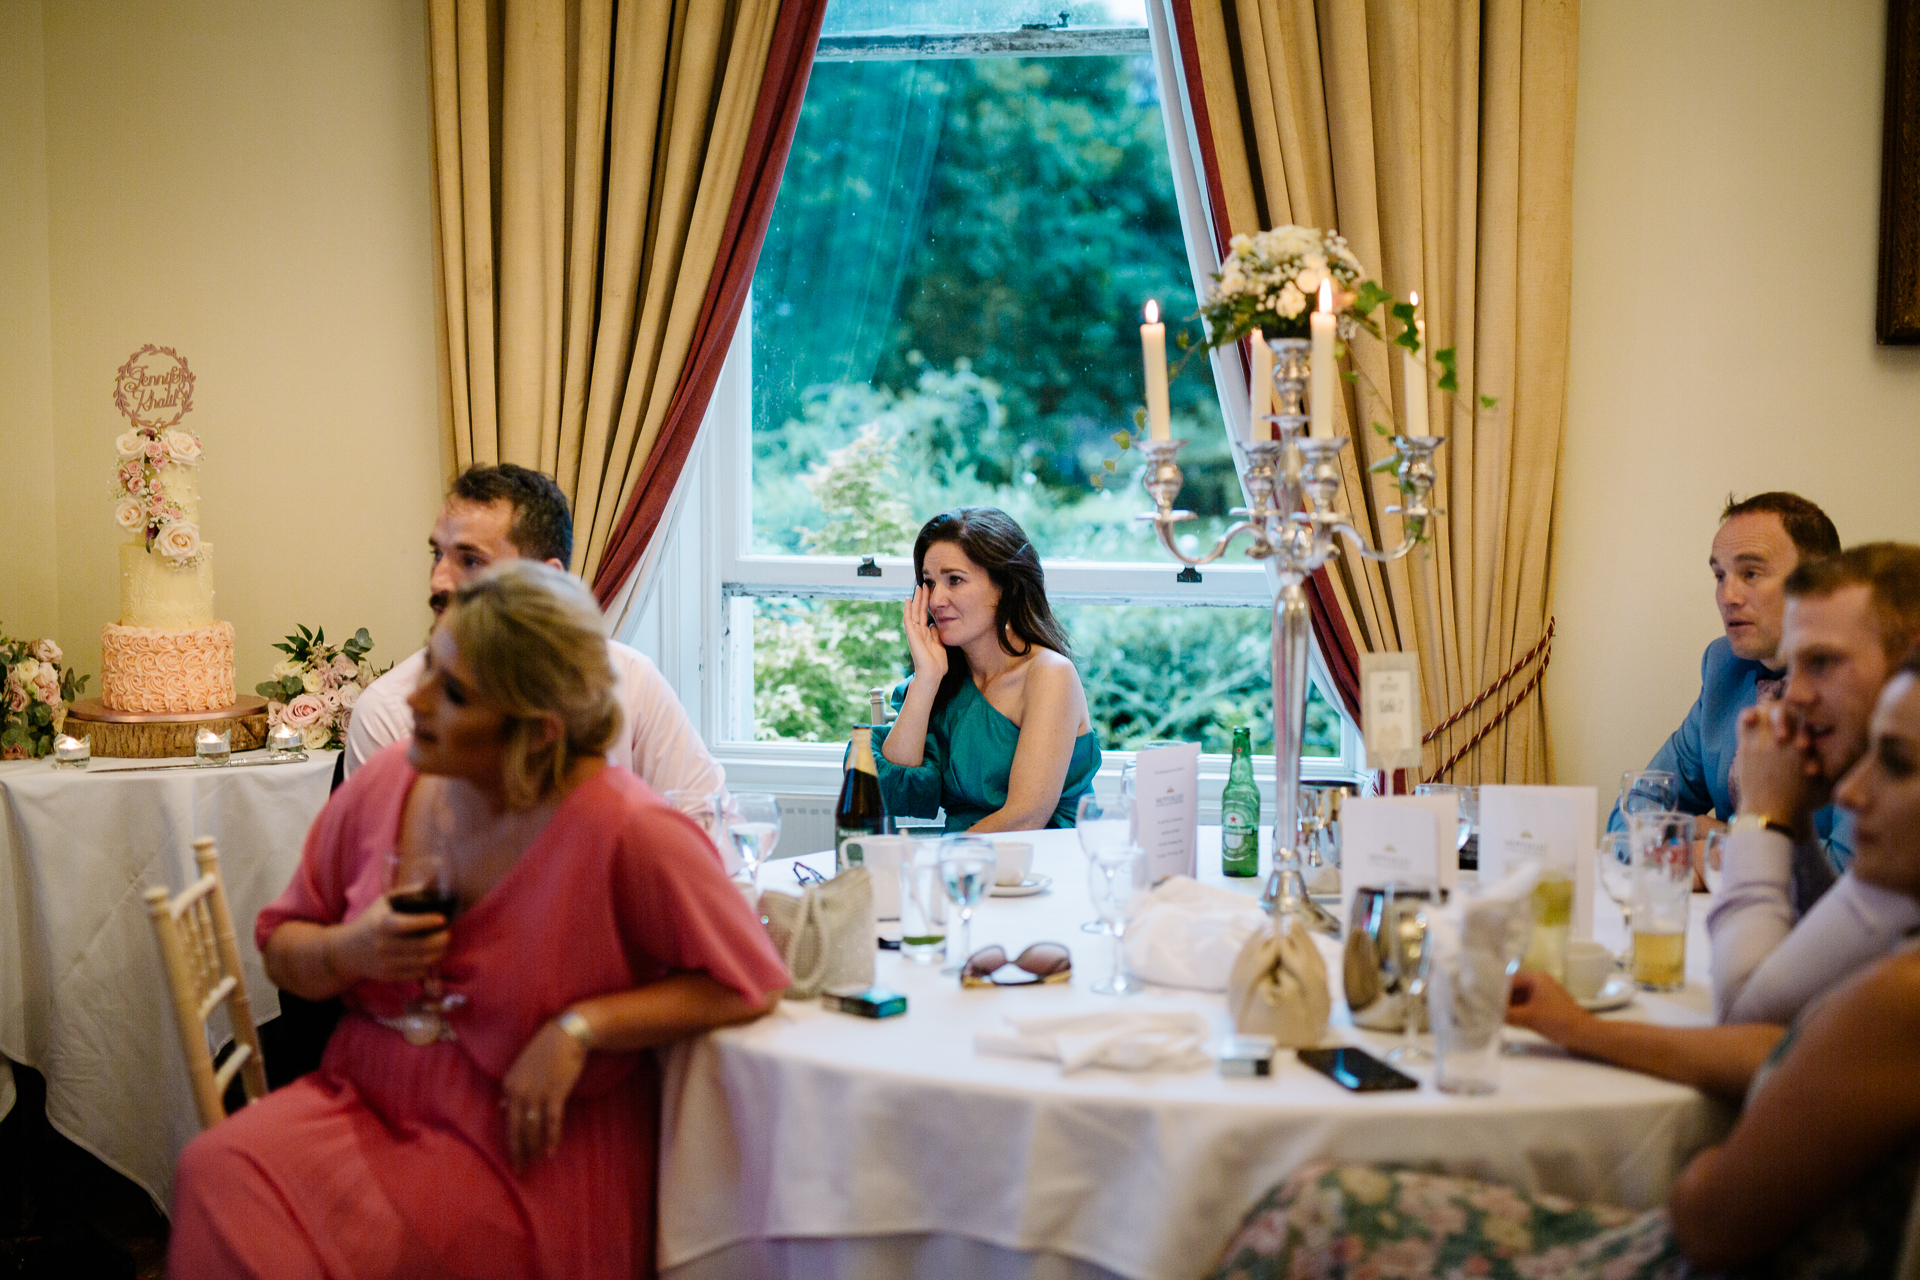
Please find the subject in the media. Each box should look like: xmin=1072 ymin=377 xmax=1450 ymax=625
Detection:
xmin=1121 ymin=876 xmax=1268 ymax=991
xmin=975 ymin=1010 xmax=1213 ymax=1074
xmin=1427 ymin=861 xmax=1540 ymax=1040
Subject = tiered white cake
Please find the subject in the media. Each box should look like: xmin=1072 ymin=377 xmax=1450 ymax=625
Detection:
xmin=101 ymin=437 xmax=235 ymax=713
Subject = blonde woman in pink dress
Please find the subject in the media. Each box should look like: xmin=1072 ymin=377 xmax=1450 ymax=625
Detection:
xmin=168 ymin=562 xmax=789 ymax=1279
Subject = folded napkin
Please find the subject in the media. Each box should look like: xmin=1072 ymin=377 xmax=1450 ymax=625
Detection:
xmin=975 ymin=1010 xmax=1213 ymax=1074
xmin=1122 ymin=876 xmax=1268 ymax=991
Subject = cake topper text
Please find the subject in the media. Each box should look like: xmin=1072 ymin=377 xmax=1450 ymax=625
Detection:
xmin=113 ymin=344 xmax=196 ymax=429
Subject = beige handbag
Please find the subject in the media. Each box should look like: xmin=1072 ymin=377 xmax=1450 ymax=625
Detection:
xmin=1226 ymin=914 xmax=1331 ymax=1047
xmin=759 ymin=868 xmax=875 ymax=1000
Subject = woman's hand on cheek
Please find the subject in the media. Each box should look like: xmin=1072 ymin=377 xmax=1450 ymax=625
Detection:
xmin=332 ymin=897 xmax=450 ymax=984
xmin=501 ymin=1020 xmax=590 ymax=1170
xmin=902 ymin=586 xmax=948 ymax=681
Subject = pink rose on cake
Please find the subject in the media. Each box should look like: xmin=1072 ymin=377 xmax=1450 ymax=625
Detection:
xmin=279 ymin=692 xmax=327 ymax=731
xmin=163 ymin=429 xmax=201 ymax=464
xmin=117 ymin=462 xmax=144 ymax=494
xmin=145 ymin=441 xmax=166 ymax=465
xmin=155 ymin=521 xmax=200 ymax=563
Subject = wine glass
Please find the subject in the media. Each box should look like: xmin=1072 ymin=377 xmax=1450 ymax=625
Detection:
xmin=1597 ymin=829 xmax=1635 ymax=956
xmin=385 ymin=847 xmax=462 ymax=1046
xmin=1076 ymin=793 xmax=1132 ymax=934
xmin=1087 ymin=845 xmax=1147 ymax=995
xmin=727 ymin=792 xmax=782 ymax=895
xmin=936 ymin=836 xmax=996 ymax=974
xmin=1387 ymin=898 xmax=1433 ymax=1063
xmin=1618 ymin=770 xmax=1678 ymax=818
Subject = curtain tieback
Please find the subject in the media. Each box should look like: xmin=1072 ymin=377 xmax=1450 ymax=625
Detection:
xmin=1420 ymin=618 xmax=1555 ymax=784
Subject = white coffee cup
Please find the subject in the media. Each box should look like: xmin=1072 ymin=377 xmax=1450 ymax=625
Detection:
xmin=992 ymin=840 xmax=1034 ymax=887
xmin=842 ymin=835 xmax=909 ymax=932
xmin=1564 ymin=939 xmax=1614 ymax=1000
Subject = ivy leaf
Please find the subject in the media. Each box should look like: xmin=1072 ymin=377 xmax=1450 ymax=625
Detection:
xmin=1479 ymin=394 xmax=1499 ymax=409
xmin=1103 ymin=459 xmax=1116 ymax=472
xmin=1090 ymin=474 xmax=1103 ymax=489
xmin=1435 ymin=347 xmax=1458 ymax=393
xmin=1369 ymin=456 xmax=1400 ymax=474
xmin=1174 ymin=329 xmax=1192 ymax=351
xmin=1353 ymin=280 xmax=1396 ymax=316
xmin=1133 ymin=407 xmax=1146 ymax=429
xmin=1371 ymin=420 xmax=1391 ymax=438
xmin=1112 ymin=430 xmax=1132 ymax=450
xmin=1390 ymin=302 xmax=1419 ymax=352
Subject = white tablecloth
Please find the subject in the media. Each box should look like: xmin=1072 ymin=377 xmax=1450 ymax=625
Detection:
xmin=660 ymin=830 xmax=1728 ymax=1280
xmin=0 ymin=749 xmax=335 ymax=1208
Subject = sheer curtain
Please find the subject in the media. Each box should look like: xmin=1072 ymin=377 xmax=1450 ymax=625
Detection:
xmin=426 ymin=0 xmax=827 ymax=594
xmin=1155 ymin=0 xmax=1577 ymax=784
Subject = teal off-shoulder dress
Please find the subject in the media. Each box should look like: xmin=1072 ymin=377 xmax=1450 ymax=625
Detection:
xmin=873 ymin=677 xmax=1101 ymax=832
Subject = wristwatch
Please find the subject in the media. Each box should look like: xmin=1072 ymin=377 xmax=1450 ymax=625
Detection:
xmin=556 ymin=1009 xmax=596 ymax=1052
xmin=1729 ymin=811 xmax=1794 ymax=838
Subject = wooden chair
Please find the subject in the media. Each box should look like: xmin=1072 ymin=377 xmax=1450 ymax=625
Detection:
xmin=145 ymin=835 xmax=269 ymax=1128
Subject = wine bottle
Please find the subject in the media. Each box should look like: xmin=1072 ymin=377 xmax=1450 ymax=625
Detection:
xmin=836 ymin=724 xmax=885 ymax=870
xmin=1221 ymin=726 xmax=1261 ymax=877
xmin=868 ymin=688 xmax=896 ymax=834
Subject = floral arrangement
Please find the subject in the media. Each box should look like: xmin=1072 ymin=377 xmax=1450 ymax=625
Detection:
xmin=1 ymin=630 xmax=89 ymax=761
xmin=255 ymin=626 xmax=390 ymax=751
xmin=1200 ymin=225 xmax=1385 ymax=343
xmin=111 ymin=423 xmax=204 ymax=564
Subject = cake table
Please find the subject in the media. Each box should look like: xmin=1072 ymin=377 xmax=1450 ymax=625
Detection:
xmin=65 ymin=695 xmax=269 ymax=759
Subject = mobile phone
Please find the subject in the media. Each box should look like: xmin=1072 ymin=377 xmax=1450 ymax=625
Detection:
xmin=1296 ymin=1046 xmax=1419 ymax=1092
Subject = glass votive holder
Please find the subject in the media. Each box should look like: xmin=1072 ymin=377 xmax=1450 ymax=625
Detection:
xmin=195 ymin=727 xmax=232 ymax=767
xmin=267 ymin=723 xmax=305 ymax=760
xmin=52 ymin=734 xmax=91 ymax=770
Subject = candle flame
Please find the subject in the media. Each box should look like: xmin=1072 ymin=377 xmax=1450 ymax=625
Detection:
xmin=1409 ymin=290 xmax=1419 ymax=307
xmin=1144 ymin=300 xmax=1160 ymax=324
xmin=1317 ymin=278 xmax=1334 ymax=312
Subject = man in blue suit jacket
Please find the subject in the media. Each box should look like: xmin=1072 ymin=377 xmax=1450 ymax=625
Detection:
xmin=1610 ymin=493 xmax=1845 ymax=871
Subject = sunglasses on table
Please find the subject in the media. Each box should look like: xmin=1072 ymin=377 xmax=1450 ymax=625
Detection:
xmin=960 ymin=942 xmax=1072 ymax=988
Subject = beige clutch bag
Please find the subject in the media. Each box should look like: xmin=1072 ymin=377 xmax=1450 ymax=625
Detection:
xmin=759 ymin=868 xmax=875 ymax=1000
xmin=1226 ymin=914 xmax=1331 ymax=1047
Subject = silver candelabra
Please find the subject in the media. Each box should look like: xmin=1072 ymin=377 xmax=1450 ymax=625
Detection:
xmin=1137 ymin=336 xmax=1444 ymax=932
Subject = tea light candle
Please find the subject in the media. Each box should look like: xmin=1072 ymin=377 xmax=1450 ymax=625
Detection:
xmin=268 ymin=723 xmax=304 ymax=758
xmin=195 ymin=727 xmax=232 ymax=766
xmin=52 ymin=734 xmax=90 ymax=769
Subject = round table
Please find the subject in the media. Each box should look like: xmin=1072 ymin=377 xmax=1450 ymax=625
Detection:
xmin=659 ymin=830 xmax=1728 ymax=1280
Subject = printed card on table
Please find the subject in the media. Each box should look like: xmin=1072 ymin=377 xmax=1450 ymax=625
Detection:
xmin=1132 ymin=741 xmax=1200 ymax=883
xmin=1339 ymin=797 xmax=1444 ymax=932
xmin=1477 ymin=785 xmax=1599 ymax=939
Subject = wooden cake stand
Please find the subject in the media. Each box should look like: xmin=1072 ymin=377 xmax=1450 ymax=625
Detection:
xmin=65 ymin=696 xmax=270 ymax=759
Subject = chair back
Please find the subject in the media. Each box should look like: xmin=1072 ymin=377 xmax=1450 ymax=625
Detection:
xmin=145 ymin=836 xmax=269 ymax=1128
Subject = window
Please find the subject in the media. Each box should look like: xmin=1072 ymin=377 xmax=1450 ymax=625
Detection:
xmin=623 ymin=0 xmax=1366 ymax=809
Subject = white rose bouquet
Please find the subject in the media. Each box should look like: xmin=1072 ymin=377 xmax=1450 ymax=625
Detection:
xmin=256 ymin=626 xmax=391 ymax=752
xmin=0 ymin=627 xmax=89 ymax=760
xmin=110 ymin=422 xmax=203 ymax=566
xmin=1199 ymin=225 xmax=1391 ymax=344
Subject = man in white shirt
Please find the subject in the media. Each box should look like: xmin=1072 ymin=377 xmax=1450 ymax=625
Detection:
xmin=345 ymin=464 xmax=727 ymax=817
xmin=1710 ymin=542 xmax=1920 ymax=1023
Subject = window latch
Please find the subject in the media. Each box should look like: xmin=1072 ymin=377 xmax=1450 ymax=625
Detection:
xmin=1177 ymin=566 xmax=1202 ymax=584
xmin=857 ymin=556 xmax=882 ymax=578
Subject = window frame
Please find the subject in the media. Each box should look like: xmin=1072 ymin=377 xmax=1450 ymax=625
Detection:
xmin=617 ymin=18 xmax=1372 ymax=807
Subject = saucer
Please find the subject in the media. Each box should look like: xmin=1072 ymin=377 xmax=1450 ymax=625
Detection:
xmin=1576 ymin=974 xmax=1636 ymax=1013
xmin=990 ymin=874 xmax=1052 ymax=898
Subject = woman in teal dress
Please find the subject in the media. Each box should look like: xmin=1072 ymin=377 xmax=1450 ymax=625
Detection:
xmin=876 ymin=507 xmax=1100 ymax=832
xmin=1204 ymin=654 xmax=1920 ymax=1279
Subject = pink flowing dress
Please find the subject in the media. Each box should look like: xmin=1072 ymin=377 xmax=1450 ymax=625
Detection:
xmin=168 ymin=745 xmax=790 ymax=1280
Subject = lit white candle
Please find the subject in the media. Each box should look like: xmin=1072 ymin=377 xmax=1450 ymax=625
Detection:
xmin=1402 ymin=291 xmax=1430 ymax=435
xmin=1249 ymin=328 xmax=1272 ymax=441
xmin=1309 ymin=280 xmax=1337 ymax=439
xmin=1141 ymin=301 xmax=1171 ymax=441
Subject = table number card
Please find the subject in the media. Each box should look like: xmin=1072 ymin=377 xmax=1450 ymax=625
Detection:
xmin=1339 ymin=797 xmax=1444 ymax=931
xmin=1477 ymin=785 xmax=1599 ymax=939
xmin=1132 ymin=741 xmax=1200 ymax=883
xmin=1359 ymin=653 xmax=1423 ymax=771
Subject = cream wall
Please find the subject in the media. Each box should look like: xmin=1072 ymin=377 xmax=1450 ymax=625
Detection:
xmin=0 ymin=0 xmax=446 ymax=698
xmin=1549 ymin=0 xmax=1920 ymax=798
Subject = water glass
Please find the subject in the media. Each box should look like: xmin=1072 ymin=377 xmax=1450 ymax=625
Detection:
xmin=900 ymin=841 xmax=949 ymax=964
xmin=937 ymin=836 xmax=996 ymax=974
xmin=1076 ymin=793 xmax=1132 ymax=934
xmin=1429 ymin=943 xmax=1508 ymax=1095
xmin=1087 ymin=845 xmax=1147 ymax=995
xmin=1388 ymin=899 xmax=1433 ymax=1064
xmin=1628 ymin=810 xmax=1693 ymax=991
xmin=1618 ymin=770 xmax=1678 ymax=818
xmin=1520 ymin=857 xmax=1575 ymax=984
xmin=727 ymin=792 xmax=782 ymax=895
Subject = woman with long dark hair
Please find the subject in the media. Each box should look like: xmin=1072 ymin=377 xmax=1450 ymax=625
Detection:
xmin=877 ymin=507 xmax=1101 ymax=832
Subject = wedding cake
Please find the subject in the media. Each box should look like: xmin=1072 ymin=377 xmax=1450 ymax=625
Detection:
xmin=99 ymin=358 xmax=235 ymax=714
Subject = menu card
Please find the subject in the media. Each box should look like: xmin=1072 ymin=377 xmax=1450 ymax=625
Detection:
xmin=1339 ymin=796 xmax=1446 ymax=933
xmin=1133 ymin=741 xmax=1200 ymax=883
xmin=1476 ymin=785 xmax=1599 ymax=939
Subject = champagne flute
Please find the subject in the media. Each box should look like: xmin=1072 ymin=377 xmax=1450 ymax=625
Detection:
xmin=1088 ymin=845 xmax=1147 ymax=995
xmin=1076 ymin=793 xmax=1132 ymax=934
xmin=727 ymin=792 xmax=781 ymax=895
xmin=936 ymin=836 xmax=996 ymax=974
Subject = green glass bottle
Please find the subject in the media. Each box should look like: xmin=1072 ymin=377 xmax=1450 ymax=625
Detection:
xmin=1221 ymin=726 xmax=1261 ymax=877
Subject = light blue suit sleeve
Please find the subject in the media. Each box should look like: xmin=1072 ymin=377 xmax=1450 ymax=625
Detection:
xmin=1608 ymin=647 xmax=1716 ymax=831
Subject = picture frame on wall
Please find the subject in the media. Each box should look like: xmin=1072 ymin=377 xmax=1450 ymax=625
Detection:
xmin=1880 ymin=0 xmax=1920 ymax=344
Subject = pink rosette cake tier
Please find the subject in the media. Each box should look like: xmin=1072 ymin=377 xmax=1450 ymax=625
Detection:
xmin=100 ymin=622 xmax=236 ymax=713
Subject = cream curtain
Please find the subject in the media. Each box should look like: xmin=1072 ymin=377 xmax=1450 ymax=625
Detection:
xmin=1178 ymin=0 xmax=1576 ymax=784
xmin=428 ymin=0 xmax=786 ymax=580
